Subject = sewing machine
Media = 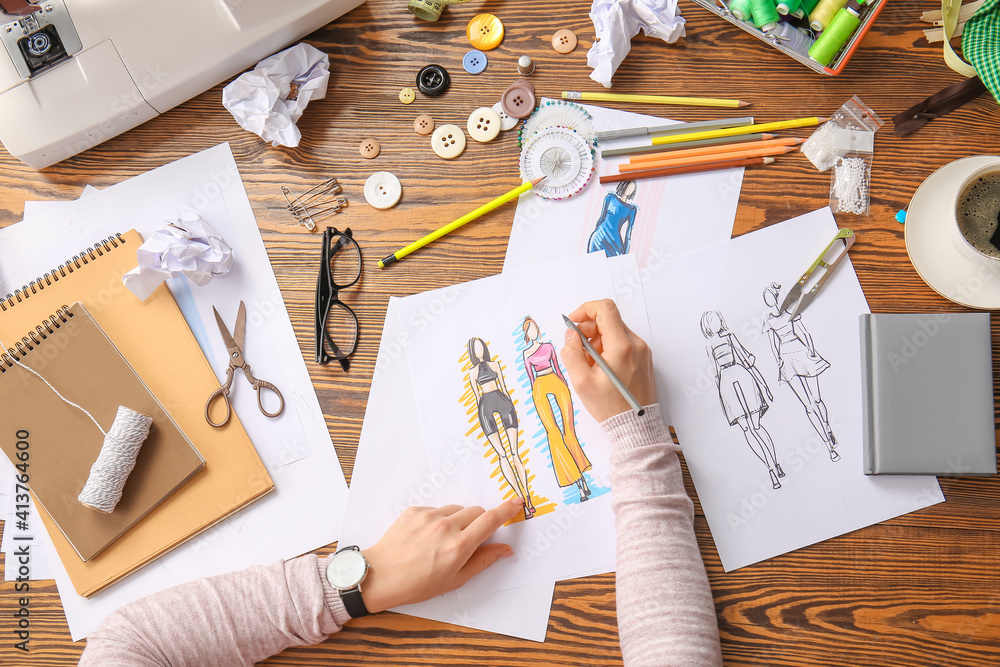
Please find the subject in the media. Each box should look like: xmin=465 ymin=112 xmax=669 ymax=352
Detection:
xmin=0 ymin=0 xmax=363 ymax=168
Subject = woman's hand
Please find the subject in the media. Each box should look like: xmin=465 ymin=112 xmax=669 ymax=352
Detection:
xmin=359 ymin=497 xmax=523 ymax=613
xmin=560 ymin=299 xmax=656 ymax=422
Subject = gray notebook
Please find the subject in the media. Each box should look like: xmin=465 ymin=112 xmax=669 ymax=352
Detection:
xmin=860 ymin=313 xmax=996 ymax=476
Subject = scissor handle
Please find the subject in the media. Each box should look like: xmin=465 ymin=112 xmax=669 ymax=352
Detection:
xmin=808 ymin=230 xmax=856 ymax=296
xmin=242 ymin=365 xmax=285 ymax=419
xmin=205 ymin=367 xmax=235 ymax=428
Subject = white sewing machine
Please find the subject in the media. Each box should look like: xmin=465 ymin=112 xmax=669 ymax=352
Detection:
xmin=0 ymin=0 xmax=363 ymax=168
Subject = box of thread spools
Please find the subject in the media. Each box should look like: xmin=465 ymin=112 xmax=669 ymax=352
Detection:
xmin=690 ymin=0 xmax=886 ymax=74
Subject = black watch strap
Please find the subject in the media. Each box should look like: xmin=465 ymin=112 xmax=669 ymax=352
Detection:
xmin=339 ymin=587 xmax=370 ymax=619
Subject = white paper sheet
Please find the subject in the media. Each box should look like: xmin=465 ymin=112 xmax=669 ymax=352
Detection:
xmin=504 ymin=102 xmax=742 ymax=274
xmin=644 ymin=208 xmax=945 ymax=571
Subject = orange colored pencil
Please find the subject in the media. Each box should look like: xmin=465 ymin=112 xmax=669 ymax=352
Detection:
xmin=629 ymin=136 xmax=804 ymax=165
xmin=599 ymin=157 xmax=775 ymax=184
xmin=618 ymin=145 xmax=798 ymax=173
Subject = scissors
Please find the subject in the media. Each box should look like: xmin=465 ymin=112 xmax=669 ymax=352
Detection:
xmin=779 ymin=228 xmax=856 ymax=318
xmin=205 ymin=301 xmax=284 ymax=427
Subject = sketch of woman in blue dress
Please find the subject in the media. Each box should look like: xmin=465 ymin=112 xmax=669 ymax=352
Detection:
xmin=587 ymin=180 xmax=638 ymax=257
xmin=701 ymin=310 xmax=785 ymax=490
xmin=763 ymin=283 xmax=840 ymax=462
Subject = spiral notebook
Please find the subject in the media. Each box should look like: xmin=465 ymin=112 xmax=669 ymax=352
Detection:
xmin=0 ymin=302 xmax=205 ymax=562
xmin=0 ymin=230 xmax=273 ymax=596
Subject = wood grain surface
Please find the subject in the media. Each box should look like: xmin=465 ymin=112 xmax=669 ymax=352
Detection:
xmin=1 ymin=0 xmax=999 ymax=664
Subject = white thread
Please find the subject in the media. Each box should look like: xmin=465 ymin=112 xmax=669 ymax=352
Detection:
xmin=78 ymin=407 xmax=153 ymax=513
xmin=833 ymin=157 xmax=870 ymax=214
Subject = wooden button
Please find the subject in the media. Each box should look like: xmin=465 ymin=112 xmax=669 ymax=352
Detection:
xmin=500 ymin=84 xmax=535 ymax=119
xmin=364 ymin=171 xmax=402 ymax=209
xmin=413 ymin=114 xmax=434 ymax=135
xmin=492 ymin=102 xmax=519 ymax=131
xmin=552 ymin=29 xmax=578 ymax=53
xmin=467 ymin=107 xmax=501 ymax=142
xmin=399 ymin=87 xmax=415 ymax=104
xmin=431 ymin=124 xmax=466 ymax=159
xmin=467 ymin=13 xmax=504 ymax=50
xmin=359 ymin=138 xmax=380 ymax=159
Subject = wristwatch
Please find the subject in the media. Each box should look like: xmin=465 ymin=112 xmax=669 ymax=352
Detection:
xmin=325 ymin=545 xmax=371 ymax=618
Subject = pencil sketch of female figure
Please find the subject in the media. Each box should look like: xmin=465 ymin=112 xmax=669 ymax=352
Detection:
xmin=762 ymin=283 xmax=840 ymax=463
xmin=520 ymin=317 xmax=593 ymax=502
xmin=701 ymin=310 xmax=785 ymax=490
xmin=587 ymin=180 xmax=638 ymax=257
xmin=467 ymin=337 xmax=536 ymax=519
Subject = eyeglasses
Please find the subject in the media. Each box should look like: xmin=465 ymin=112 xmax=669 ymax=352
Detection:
xmin=316 ymin=227 xmax=361 ymax=370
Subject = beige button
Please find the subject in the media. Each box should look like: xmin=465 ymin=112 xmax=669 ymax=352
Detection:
xmin=399 ymin=87 xmax=416 ymax=104
xmin=359 ymin=138 xmax=380 ymax=159
xmin=364 ymin=171 xmax=402 ymax=209
xmin=414 ymin=114 xmax=435 ymax=135
xmin=467 ymin=107 xmax=501 ymax=143
xmin=431 ymin=124 xmax=466 ymax=159
xmin=552 ymin=29 xmax=578 ymax=53
xmin=492 ymin=102 xmax=518 ymax=131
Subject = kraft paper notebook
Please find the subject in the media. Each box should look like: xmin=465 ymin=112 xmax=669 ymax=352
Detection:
xmin=0 ymin=302 xmax=205 ymax=562
xmin=0 ymin=230 xmax=273 ymax=596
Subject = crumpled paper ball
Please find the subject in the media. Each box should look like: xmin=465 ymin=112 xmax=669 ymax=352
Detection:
xmin=587 ymin=0 xmax=686 ymax=88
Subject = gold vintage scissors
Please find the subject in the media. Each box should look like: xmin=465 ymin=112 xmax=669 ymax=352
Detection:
xmin=205 ymin=301 xmax=284 ymax=427
xmin=779 ymin=228 xmax=856 ymax=318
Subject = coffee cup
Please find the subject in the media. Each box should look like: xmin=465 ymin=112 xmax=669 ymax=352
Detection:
xmin=953 ymin=163 xmax=1000 ymax=265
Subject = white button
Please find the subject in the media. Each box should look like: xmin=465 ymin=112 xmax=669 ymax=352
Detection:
xmin=364 ymin=171 xmax=402 ymax=209
xmin=467 ymin=107 xmax=501 ymax=142
xmin=492 ymin=102 xmax=518 ymax=131
xmin=431 ymin=124 xmax=467 ymax=159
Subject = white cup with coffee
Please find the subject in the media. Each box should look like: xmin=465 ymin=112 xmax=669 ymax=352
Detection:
xmin=954 ymin=164 xmax=1000 ymax=265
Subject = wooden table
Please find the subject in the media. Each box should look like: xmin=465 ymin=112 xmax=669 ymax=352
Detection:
xmin=1 ymin=0 xmax=998 ymax=664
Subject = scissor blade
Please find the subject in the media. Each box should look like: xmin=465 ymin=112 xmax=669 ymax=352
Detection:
xmin=790 ymin=291 xmax=816 ymax=319
xmin=778 ymin=283 xmax=803 ymax=313
xmin=234 ymin=301 xmax=247 ymax=351
xmin=213 ymin=306 xmax=240 ymax=354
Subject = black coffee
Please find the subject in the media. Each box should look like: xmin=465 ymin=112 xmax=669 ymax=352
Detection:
xmin=957 ymin=169 xmax=1000 ymax=258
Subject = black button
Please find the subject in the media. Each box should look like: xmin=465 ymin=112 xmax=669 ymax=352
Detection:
xmin=416 ymin=64 xmax=450 ymax=97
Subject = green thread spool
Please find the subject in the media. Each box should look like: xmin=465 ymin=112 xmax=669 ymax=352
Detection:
xmin=808 ymin=0 xmax=862 ymax=65
xmin=749 ymin=0 xmax=780 ymax=30
xmin=729 ymin=0 xmax=753 ymax=21
xmin=809 ymin=0 xmax=849 ymax=30
xmin=776 ymin=0 xmax=801 ymax=16
xmin=800 ymin=0 xmax=821 ymax=15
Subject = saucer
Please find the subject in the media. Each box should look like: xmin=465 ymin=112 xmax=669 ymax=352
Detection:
xmin=904 ymin=155 xmax=1000 ymax=309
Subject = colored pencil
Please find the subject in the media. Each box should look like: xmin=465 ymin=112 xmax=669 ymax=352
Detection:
xmin=629 ymin=137 xmax=804 ymax=164
xmin=650 ymin=117 xmax=827 ymax=146
xmin=563 ymin=91 xmax=751 ymax=109
xmin=600 ymin=134 xmax=775 ymax=159
xmin=599 ymin=157 xmax=775 ymax=184
xmin=618 ymin=145 xmax=798 ymax=173
xmin=596 ymin=116 xmax=755 ymax=142
xmin=563 ymin=315 xmax=645 ymax=417
xmin=378 ymin=176 xmax=545 ymax=268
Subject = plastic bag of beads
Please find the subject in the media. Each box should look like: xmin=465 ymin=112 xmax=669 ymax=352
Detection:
xmin=830 ymin=154 xmax=872 ymax=215
xmin=802 ymin=95 xmax=883 ymax=171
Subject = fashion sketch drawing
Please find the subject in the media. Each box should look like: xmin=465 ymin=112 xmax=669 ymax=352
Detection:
xmin=520 ymin=317 xmax=593 ymax=502
xmin=762 ymin=283 xmax=839 ymax=462
xmin=467 ymin=337 xmax=536 ymax=520
xmin=701 ymin=310 xmax=785 ymax=490
xmin=587 ymin=180 xmax=638 ymax=257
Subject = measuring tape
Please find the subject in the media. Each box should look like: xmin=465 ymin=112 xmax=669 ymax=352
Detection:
xmin=408 ymin=0 xmax=475 ymax=21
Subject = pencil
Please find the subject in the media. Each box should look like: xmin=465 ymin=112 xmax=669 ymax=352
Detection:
xmin=629 ymin=137 xmax=804 ymax=164
xmin=562 ymin=315 xmax=645 ymax=417
xmin=600 ymin=134 xmax=775 ymax=159
xmin=596 ymin=116 xmax=755 ymax=142
xmin=650 ymin=117 xmax=827 ymax=146
xmin=378 ymin=176 xmax=545 ymax=267
xmin=563 ymin=91 xmax=751 ymax=109
xmin=618 ymin=145 xmax=798 ymax=173
xmin=598 ymin=157 xmax=775 ymax=184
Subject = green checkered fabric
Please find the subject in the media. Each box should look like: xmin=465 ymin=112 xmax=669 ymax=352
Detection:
xmin=963 ymin=0 xmax=1000 ymax=103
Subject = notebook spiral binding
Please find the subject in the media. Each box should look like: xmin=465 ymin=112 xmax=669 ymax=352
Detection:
xmin=0 ymin=305 xmax=74 ymax=373
xmin=0 ymin=233 xmax=126 ymax=313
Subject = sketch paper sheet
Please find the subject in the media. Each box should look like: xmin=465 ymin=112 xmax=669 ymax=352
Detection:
xmin=504 ymin=100 xmax=743 ymax=273
xmin=644 ymin=208 xmax=944 ymax=571
xmin=395 ymin=253 xmax=652 ymax=598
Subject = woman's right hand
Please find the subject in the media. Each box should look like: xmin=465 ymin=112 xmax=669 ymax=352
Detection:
xmin=561 ymin=299 xmax=656 ymax=422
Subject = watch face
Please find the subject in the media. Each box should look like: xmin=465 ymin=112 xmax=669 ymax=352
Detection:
xmin=327 ymin=550 xmax=367 ymax=589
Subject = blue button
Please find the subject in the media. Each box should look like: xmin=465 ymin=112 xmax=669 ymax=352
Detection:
xmin=463 ymin=50 xmax=488 ymax=75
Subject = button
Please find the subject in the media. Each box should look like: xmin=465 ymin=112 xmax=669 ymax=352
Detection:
xmin=364 ymin=172 xmax=402 ymax=209
xmin=467 ymin=107 xmax=501 ymax=142
xmin=413 ymin=114 xmax=434 ymax=135
xmin=416 ymin=64 xmax=450 ymax=96
xmin=467 ymin=13 xmax=504 ymax=50
xmin=431 ymin=124 xmax=466 ymax=159
xmin=492 ymin=102 xmax=519 ymax=131
xmin=500 ymin=84 xmax=535 ymax=119
xmin=359 ymin=138 xmax=380 ymax=159
xmin=399 ymin=87 xmax=415 ymax=104
xmin=512 ymin=77 xmax=535 ymax=95
xmin=552 ymin=28 xmax=578 ymax=53
xmin=463 ymin=49 xmax=488 ymax=75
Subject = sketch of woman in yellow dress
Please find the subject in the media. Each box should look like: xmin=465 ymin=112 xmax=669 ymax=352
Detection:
xmin=520 ymin=317 xmax=593 ymax=502
xmin=467 ymin=337 xmax=536 ymax=520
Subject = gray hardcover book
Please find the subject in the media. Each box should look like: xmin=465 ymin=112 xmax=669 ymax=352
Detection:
xmin=860 ymin=313 xmax=996 ymax=476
